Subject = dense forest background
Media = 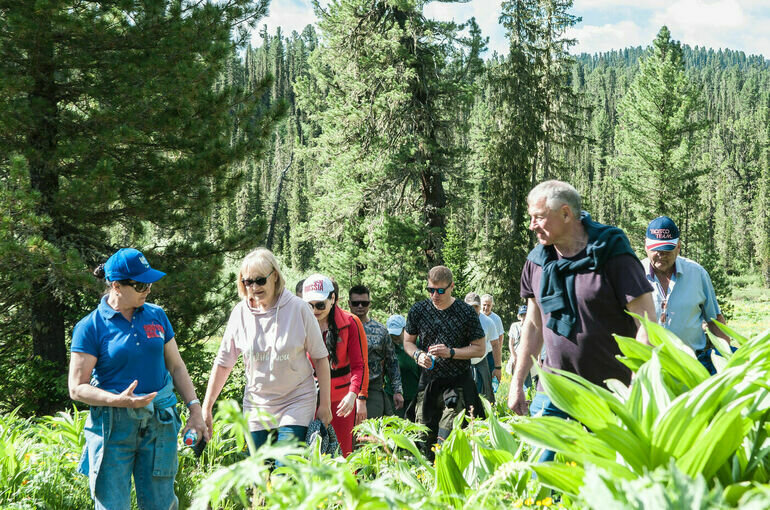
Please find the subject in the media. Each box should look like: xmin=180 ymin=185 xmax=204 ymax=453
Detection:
xmin=223 ymin=16 xmax=770 ymax=317
xmin=2 ymin=0 xmax=769 ymax=414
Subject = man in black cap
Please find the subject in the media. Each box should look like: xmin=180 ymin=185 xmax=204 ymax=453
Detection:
xmin=642 ymin=216 xmax=730 ymax=374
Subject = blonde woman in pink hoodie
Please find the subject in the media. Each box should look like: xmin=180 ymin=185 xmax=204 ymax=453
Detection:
xmin=202 ymin=248 xmax=332 ymax=450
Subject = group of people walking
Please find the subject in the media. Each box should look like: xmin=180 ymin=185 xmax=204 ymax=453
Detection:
xmin=68 ymin=179 xmax=731 ymax=509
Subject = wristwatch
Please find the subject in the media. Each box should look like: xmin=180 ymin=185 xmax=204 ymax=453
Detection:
xmin=449 ymin=348 xmax=455 ymax=359
xmin=357 ymin=395 xmax=367 ymax=401
xmin=185 ymin=398 xmax=201 ymax=408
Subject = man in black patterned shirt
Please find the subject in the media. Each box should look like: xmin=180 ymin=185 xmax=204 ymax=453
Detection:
xmin=404 ymin=266 xmax=486 ymax=452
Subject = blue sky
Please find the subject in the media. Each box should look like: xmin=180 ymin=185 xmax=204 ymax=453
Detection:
xmin=256 ymin=0 xmax=770 ymax=58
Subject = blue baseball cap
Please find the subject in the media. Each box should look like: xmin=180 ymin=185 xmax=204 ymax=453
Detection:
xmin=518 ymin=305 xmax=528 ymax=316
xmin=104 ymin=248 xmax=166 ymax=283
xmin=386 ymin=314 xmax=406 ymax=335
xmin=646 ymin=216 xmax=680 ymax=251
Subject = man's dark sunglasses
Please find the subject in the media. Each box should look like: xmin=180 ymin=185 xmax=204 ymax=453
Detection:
xmin=121 ymin=280 xmax=152 ymax=293
xmin=350 ymin=300 xmax=370 ymax=307
xmin=426 ymin=286 xmax=449 ymax=295
xmin=242 ymin=269 xmax=274 ymax=287
xmin=308 ymin=301 xmax=327 ymax=311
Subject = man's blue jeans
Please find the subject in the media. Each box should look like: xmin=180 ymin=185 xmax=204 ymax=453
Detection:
xmin=697 ymin=346 xmax=737 ymax=375
xmin=529 ymin=392 xmax=569 ymax=463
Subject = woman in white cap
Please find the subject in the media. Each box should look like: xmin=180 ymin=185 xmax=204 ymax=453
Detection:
xmin=303 ymin=273 xmax=368 ymax=457
xmin=69 ymin=248 xmax=206 ymax=510
xmin=202 ymin=248 xmax=332 ymax=454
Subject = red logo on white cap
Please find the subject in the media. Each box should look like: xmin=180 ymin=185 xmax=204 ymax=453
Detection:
xmin=305 ymin=280 xmax=324 ymax=292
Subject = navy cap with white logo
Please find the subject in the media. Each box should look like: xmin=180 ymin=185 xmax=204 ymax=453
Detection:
xmin=646 ymin=216 xmax=680 ymax=251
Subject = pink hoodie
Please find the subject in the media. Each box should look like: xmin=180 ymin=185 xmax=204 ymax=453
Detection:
xmin=214 ymin=288 xmax=328 ymax=431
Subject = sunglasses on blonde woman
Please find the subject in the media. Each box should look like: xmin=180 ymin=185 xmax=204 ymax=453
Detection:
xmin=242 ymin=269 xmax=274 ymax=287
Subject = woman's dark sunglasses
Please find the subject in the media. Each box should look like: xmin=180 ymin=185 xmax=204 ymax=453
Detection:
xmin=308 ymin=301 xmax=327 ymax=311
xmin=350 ymin=300 xmax=370 ymax=307
xmin=121 ymin=280 xmax=152 ymax=293
xmin=426 ymin=286 xmax=448 ymax=295
xmin=242 ymin=269 xmax=274 ymax=287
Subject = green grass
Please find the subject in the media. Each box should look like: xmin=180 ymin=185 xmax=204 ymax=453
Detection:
xmin=728 ymin=276 xmax=770 ymax=338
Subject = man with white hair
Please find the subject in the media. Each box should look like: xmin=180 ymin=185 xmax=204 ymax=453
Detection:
xmin=507 ymin=180 xmax=656 ymax=461
xmin=480 ymin=294 xmax=504 ymax=384
xmin=466 ymin=292 xmax=496 ymax=402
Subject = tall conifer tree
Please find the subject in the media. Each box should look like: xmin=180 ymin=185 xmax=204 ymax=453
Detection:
xmin=0 ymin=0 xmax=283 ymax=412
xmin=613 ymin=26 xmax=707 ymax=238
xmin=296 ymin=0 xmax=483 ymax=305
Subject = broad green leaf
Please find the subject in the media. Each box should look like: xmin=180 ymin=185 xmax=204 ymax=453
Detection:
xmin=712 ymin=321 xmax=750 ymax=346
xmin=709 ymin=331 xmax=734 ymax=361
xmin=511 ymin=417 xmax=616 ymax=459
xmin=537 ymin=366 xmax=618 ymax=432
xmin=485 ymin=405 xmax=520 ymax=455
xmin=631 ymin=352 xmax=674 ymax=437
xmin=389 ymin=432 xmax=434 ymax=471
xmin=723 ymin=482 xmax=752 ymax=506
xmin=605 ymin=378 xmax=631 ymax=402
xmin=434 ymin=448 xmax=469 ymax=505
xmin=591 ymin=423 xmax=650 ymax=474
xmin=615 ymin=334 xmax=653 ymax=363
xmin=633 ymin=315 xmax=710 ymax=389
xmin=712 ymin=352 xmax=728 ymax=374
xmin=549 ymin=367 xmax=646 ymax=440
xmin=441 ymin=427 xmax=473 ymax=473
xmin=530 ymin=462 xmax=585 ymax=496
xmin=471 ymin=443 xmax=515 ymax=480
xmin=651 ymin=396 xmax=714 ymax=465
xmin=676 ymin=398 xmax=752 ymax=479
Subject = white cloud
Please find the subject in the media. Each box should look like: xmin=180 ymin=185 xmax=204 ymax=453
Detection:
xmin=574 ymin=0 xmax=666 ymax=8
xmin=567 ymin=21 xmax=651 ymax=54
xmin=250 ymin=0 xmax=770 ymax=58
xmin=650 ymin=0 xmax=770 ymax=56
xmin=251 ymin=0 xmax=317 ymax=43
xmin=654 ymin=0 xmax=746 ymax=30
xmin=423 ymin=0 xmax=509 ymax=55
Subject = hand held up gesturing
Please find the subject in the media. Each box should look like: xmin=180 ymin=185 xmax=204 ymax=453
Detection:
xmin=119 ymin=380 xmax=157 ymax=408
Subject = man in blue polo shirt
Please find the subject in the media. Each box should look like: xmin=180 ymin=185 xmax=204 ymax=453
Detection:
xmin=642 ymin=216 xmax=731 ymax=374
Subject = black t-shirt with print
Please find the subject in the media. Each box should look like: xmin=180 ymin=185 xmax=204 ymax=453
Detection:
xmin=405 ymin=298 xmax=485 ymax=379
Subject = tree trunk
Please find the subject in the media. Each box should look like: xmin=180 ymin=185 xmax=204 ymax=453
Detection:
xmin=266 ymin=156 xmax=293 ymax=250
xmin=421 ymin=167 xmax=446 ymax=265
xmin=28 ymin=27 xmax=67 ymax=370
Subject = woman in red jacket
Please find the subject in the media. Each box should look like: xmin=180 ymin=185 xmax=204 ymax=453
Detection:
xmin=303 ymin=273 xmax=368 ymax=456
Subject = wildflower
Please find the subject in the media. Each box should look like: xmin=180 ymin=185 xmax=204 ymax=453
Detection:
xmin=513 ymin=500 xmax=523 ymax=508
xmin=542 ymin=497 xmax=553 ymax=507
xmin=24 ymin=453 xmax=31 ymax=461
xmin=22 ymin=480 xmax=29 ymax=485
xmin=525 ymin=497 xmax=534 ymax=506
xmin=536 ymin=500 xmax=542 ymax=506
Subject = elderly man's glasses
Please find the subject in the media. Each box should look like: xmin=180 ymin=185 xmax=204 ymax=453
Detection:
xmin=242 ymin=269 xmax=274 ymax=287
xmin=426 ymin=286 xmax=449 ymax=295
xmin=121 ymin=280 xmax=152 ymax=293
